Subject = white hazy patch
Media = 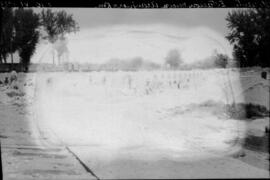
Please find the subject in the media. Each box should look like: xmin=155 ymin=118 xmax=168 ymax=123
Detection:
xmin=31 ymin=70 xmax=246 ymax=161
xmin=31 ymin=24 xmax=233 ymax=65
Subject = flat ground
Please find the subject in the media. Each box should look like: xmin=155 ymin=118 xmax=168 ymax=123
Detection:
xmin=0 ymin=69 xmax=269 ymax=179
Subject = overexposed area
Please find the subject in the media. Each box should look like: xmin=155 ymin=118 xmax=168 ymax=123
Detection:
xmin=1 ymin=68 xmax=269 ymax=178
xmin=31 ymin=25 xmax=232 ymax=65
xmin=30 ymin=69 xmax=248 ymax=161
xmin=1 ymin=8 xmax=269 ymax=179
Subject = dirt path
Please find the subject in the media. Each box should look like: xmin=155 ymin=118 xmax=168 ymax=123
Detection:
xmin=31 ymin=72 xmax=269 ymax=179
xmin=1 ymin=70 xmax=269 ymax=179
xmin=0 ymin=104 xmax=96 ymax=180
xmin=68 ymin=145 xmax=269 ymax=179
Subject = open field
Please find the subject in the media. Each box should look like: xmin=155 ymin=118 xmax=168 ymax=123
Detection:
xmin=0 ymin=68 xmax=269 ymax=178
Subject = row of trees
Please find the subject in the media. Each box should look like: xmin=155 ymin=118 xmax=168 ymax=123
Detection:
xmin=1 ymin=8 xmax=268 ymax=71
xmin=94 ymin=49 xmax=229 ymax=71
xmin=99 ymin=57 xmax=161 ymax=71
xmin=0 ymin=8 xmax=79 ymax=71
xmin=164 ymin=49 xmax=230 ymax=70
xmin=103 ymin=8 xmax=268 ymax=70
xmin=165 ymin=8 xmax=270 ymax=69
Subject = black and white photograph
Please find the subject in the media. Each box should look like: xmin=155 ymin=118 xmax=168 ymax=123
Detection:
xmin=0 ymin=5 xmax=269 ymax=179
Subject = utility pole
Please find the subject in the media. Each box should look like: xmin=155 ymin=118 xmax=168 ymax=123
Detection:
xmin=0 ymin=141 xmax=3 ymax=180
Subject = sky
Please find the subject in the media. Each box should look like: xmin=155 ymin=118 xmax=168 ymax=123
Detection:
xmin=34 ymin=8 xmax=231 ymax=36
xmin=30 ymin=8 xmax=235 ymax=65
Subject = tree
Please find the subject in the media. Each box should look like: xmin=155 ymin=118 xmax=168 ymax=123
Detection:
xmin=40 ymin=9 xmax=58 ymax=43
xmin=211 ymin=50 xmax=229 ymax=68
xmin=55 ymin=10 xmax=79 ymax=37
xmin=214 ymin=53 xmax=229 ymax=68
xmin=40 ymin=9 xmax=79 ymax=65
xmin=130 ymin=57 xmax=143 ymax=70
xmin=164 ymin=49 xmax=183 ymax=69
xmin=13 ymin=8 xmax=40 ymax=72
xmin=53 ymin=36 xmax=69 ymax=64
xmin=226 ymin=8 xmax=270 ymax=67
xmin=0 ymin=8 xmax=15 ymax=64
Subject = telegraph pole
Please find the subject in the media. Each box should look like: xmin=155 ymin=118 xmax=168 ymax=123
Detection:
xmin=0 ymin=141 xmax=3 ymax=180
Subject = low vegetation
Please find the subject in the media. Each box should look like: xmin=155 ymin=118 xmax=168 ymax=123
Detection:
xmin=6 ymin=90 xmax=25 ymax=98
xmin=188 ymin=100 xmax=269 ymax=120
xmin=226 ymin=103 xmax=270 ymax=120
xmin=244 ymin=133 xmax=269 ymax=153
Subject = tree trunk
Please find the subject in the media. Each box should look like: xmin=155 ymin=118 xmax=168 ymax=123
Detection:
xmin=23 ymin=61 xmax=29 ymax=72
xmin=10 ymin=52 xmax=13 ymax=69
xmin=11 ymin=53 xmax=13 ymax=64
xmin=3 ymin=56 xmax=7 ymax=64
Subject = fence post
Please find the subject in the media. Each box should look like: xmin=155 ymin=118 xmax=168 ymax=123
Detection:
xmin=0 ymin=141 xmax=3 ymax=180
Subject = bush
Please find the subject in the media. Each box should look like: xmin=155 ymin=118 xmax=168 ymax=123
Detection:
xmin=6 ymin=91 xmax=25 ymax=98
xmin=226 ymin=103 xmax=269 ymax=120
xmin=188 ymin=101 xmax=269 ymax=120
xmin=244 ymin=133 xmax=269 ymax=153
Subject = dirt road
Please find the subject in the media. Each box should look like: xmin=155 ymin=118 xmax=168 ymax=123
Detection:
xmin=0 ymin=103 xmax=96 ymax=180
xmin=1 ymin=71 xmax=269 ymax=179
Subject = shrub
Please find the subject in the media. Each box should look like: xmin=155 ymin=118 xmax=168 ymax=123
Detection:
xmin=226 ymin=103 xmax=269 ymax=120
xmin=6 ymin=91 xmax=25 ymax=98
xmin=188 ymin=101 xmax=269 ymax=120
xmin=244 ymin=133 xmax=269 ymax=153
